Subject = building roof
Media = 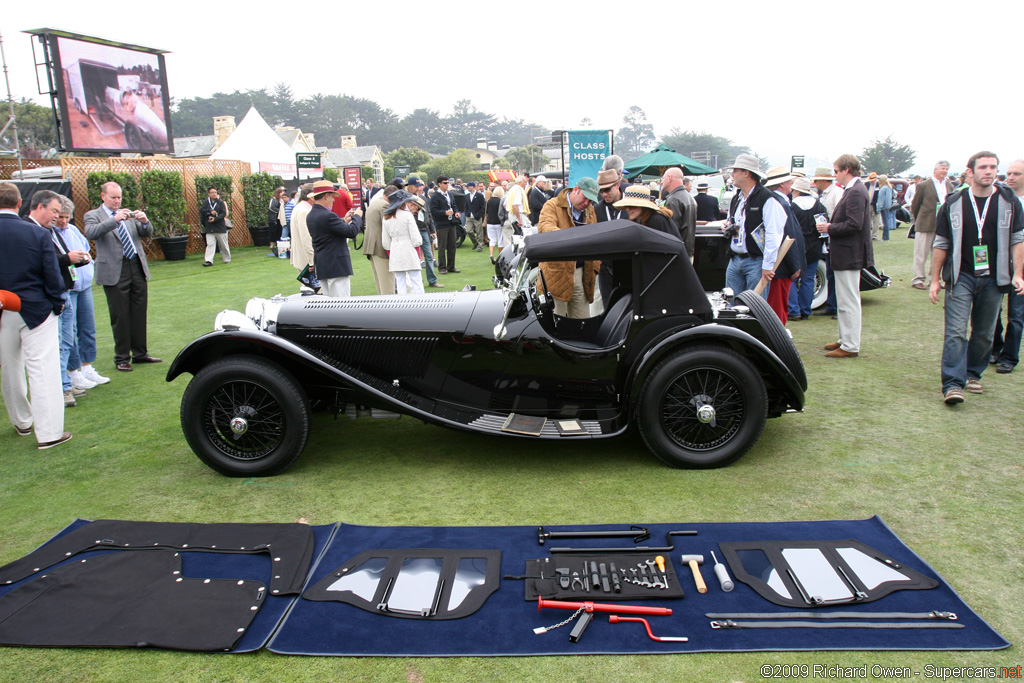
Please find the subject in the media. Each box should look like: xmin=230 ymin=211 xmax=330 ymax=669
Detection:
xmin=173 ymin=135 xmax=217 ymax=158
xmin=322 ymin=145 xmax=381 ymax=168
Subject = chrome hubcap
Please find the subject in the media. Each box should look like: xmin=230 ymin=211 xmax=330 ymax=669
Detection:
xmin=230 ymin=417 xmax=249 ymax=435
xmin=696 ymin=403 xmax=716 ymax=424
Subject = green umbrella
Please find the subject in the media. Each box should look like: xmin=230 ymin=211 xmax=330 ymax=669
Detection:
xmin=623 ymin=144 xmax=718 ymax=177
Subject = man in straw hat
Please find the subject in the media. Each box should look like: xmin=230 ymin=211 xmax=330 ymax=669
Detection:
xmin=306 ymin=180 xmax=363 ymax=297
xmin=816 ymin=154 xmax=873 ymax=358
xmin=761 ymin=167 xmax=806 ymax=325
xmin=537 ymin=177 xmax=601 ymax=318
xmin=788 ymin=177 xmax=828 ymax=321
xmin=810 ymin=167 xmax=844 ymax=316
xmin=723 ymin=154 xmax=787 ymax=299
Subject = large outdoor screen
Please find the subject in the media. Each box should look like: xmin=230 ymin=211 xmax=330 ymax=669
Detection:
xmin=46 ymin=32 xmax=173 ymax=154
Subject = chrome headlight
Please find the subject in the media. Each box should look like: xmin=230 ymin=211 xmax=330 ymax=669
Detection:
xmin=214 ymin=309 xmax=258 ymax=332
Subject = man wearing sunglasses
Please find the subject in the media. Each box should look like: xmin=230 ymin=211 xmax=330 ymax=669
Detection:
xmin=429 ymin=176 xmax=462 ymax=274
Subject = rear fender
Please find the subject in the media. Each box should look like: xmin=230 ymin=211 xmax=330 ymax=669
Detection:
xmin=624 ymin=324 xmax=804 ymax=415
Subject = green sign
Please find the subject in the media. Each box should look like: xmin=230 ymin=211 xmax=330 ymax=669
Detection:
xmin=791 ymin=155 xmax=805 ymax=169
xmin=393 ymin=165 xmax=411 ymax=177
xmin=296 ymin=153 xmax=321 ymax=169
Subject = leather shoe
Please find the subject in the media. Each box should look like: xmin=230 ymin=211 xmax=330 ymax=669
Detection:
xmin=911 ymin=282 xmax=927 ymax=290
xmin=824 ymin=342 xmax=841 ymax=351
xmin=203 ymin=261 xmax=213 ymax=267
xmin=825 ymin=348 xmax=858 ymax=358
xmin=38 ymin=432 xmax=73 ymax=450
xmin=996 ymin=362 xmax=1014 ymax=374
xmin=428 ymin=282 xmax=445 ymax=288
xmin=15 ymin=424 xmax=33 ymax=437
xmin=132 ymin=355 xmax=163 ymax=363
xmin=116 ymin=361 xmax=133 ymax=372
xmin=447 ymin=268 xmax=461 ymax=273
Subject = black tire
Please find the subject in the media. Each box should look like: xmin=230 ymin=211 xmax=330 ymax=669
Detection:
xmin=736 ymin=290 xmax=807 ymax=391
xmin=123 ymin=123 xmax=141 ymax=149
xmin=638 ymin=345 xmax=767 ymax=468
xmin=180 ymin=356 xmax=310 ymax=477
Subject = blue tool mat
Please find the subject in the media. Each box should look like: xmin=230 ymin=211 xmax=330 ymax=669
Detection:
xmin=0 ymin=519 xmax=336 ymax=653
xmin=267 ymin=516 xmax=1008 ymax=656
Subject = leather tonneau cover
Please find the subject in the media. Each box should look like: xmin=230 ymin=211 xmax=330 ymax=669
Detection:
xmin=0 ymin=551 xmax=265 ymax=650
xmin=0 ymin=520 xmax=314 ymax=595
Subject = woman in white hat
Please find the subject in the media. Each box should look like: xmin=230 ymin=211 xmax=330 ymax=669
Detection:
xmin=612 ymin=186 xmax=681 ymax=240
xmin=382 ymin=191 xmax=425 ymax=295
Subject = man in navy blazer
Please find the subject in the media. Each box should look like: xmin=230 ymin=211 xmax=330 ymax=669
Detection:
xmin=0 ymin=182 xmax=71 ymax=448
xmin=307 ymin=180 xmax=363 ymax=297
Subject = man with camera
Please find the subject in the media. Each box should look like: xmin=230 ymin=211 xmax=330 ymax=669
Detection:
xmin=84 ymin=182 xmax=161 ymax=372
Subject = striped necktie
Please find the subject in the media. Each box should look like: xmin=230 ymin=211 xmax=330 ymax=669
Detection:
xmin=117 ymin=220 xmax=138 ymax=260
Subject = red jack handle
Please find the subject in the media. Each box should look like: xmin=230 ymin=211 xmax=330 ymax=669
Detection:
xmin=608 ymin=615 xmax=689 ymax=642
xmin=537 ymin=596 xmax=672 ymax=616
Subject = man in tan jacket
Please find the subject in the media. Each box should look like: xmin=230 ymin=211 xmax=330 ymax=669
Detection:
xmin=910 ymin=161 xmax=955 ymax=289
xmin=289 ymin=184 xmax=315 ymax=283
xmin=362 ymin=185 xmax=397 ymax=295
xmin=536 ymin=177 xmax=600 ymax=318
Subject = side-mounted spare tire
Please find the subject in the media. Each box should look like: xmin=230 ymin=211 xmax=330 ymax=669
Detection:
xmin=638 ymin=345 xmax=767 ymax=469
xmin=736 ymin=289 xmax=807 ymax=391
xmin=180 ymin=355 xmax=310 ymax=477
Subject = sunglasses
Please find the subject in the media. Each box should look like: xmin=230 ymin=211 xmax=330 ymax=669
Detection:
xmin=599 ymin=186 xmax=615 ymax=194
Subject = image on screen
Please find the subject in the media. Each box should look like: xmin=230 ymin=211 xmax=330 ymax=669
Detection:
xmin=51 ymin=34 xmax=173 ymax=154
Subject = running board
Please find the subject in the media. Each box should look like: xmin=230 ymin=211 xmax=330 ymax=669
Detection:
xmin=468 ymin=414 xmax=603 ymax=436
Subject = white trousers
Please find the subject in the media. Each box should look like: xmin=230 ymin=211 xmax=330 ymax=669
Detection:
xmin=394 ymin=270 xmax=424 ymax=295
xmin=834 ymin=269 xmax=862 ymax=353
xmin=321 ymin=276 xmax=351 ymax=298
xmin=1 ymin=310 xmax=65 ymax=443
xmin=204 ymin=232 xmax=231 ymax=263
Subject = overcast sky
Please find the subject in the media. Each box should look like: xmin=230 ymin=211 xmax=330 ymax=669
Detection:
xmin=4 ymin=1 xmax=1023 ymax=176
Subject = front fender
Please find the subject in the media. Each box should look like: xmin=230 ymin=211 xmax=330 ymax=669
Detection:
xmin=167 ymin=330 xmax=350 ymax=386
xmin=624 ymin=324 xmax=804 ymax=414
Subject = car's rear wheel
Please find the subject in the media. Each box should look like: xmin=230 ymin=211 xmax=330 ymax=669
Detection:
xmin=638 ymin=345 xmax=767 ymax=468
xmin=180 ymin=355 xmax=309 ymax=477
xmin=812 ymin=260 xmax=828 ymax=309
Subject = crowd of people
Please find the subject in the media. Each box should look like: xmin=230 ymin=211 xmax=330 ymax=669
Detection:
xmin=1 ymin=180 xmax=161 ymax=449
xmin=2 ymin=151 xmax=1022 ymax=449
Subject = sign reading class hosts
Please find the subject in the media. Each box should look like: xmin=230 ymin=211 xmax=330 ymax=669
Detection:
xmin=567 ymin=130 xmax=611 ymax=188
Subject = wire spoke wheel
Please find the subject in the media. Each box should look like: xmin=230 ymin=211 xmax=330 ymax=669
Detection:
xmin=181 ymin=356 xmax=310 ymax=476
xmin=638 ymin=345 xmax=767 ymax=468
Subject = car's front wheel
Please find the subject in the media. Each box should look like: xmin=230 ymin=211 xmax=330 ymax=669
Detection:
xmin=638 ymin=345 xmax=767 ymax=468
xmin=180 ymin=355 xmax=310 ymax=477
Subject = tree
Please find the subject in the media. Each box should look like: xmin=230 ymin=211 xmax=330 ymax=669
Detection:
xmin=614 ymin=106 xmax=655 ymax=160
xmin=385 ymin=147 xmax=432 ymax=173
xmin=659 ymin=129 xmax=748 ymax=170
xmin=493 ymin=145 xmax=547 ymax=174
xmin=860 ymin=136 xmax=917 ymax=176
xmin=418 ymin=149 xmax=478 ymax=182
xmin=2 ymin=99 xmax=59 ymax=156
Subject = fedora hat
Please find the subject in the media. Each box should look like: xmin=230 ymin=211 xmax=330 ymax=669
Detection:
xmin=810 ymin=166 xmax=834 ymax=181
xmin=728 ymin=154 xmax=764 ymax=179
xmin=613 ymin=185 xmax=661 ymax=212
xmin=597 ymin=169 xmax=620 ymax=189
xmin=310 ymin=180 xmax=340 ymax=198
xmin=764 ymin=166 xmax=796 ymax=188
xmin=867 ymin=172 xmax=878 ymax=181
xmin=791 ymin=177 xmax=816 ymax=196
xmin=385 ymin=189 xmax=415 ymax=214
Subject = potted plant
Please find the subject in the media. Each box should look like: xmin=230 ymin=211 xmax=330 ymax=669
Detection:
xmin=241 ymin=171 xmax=283 ymax=247
xmin=140 ymin=169 xmax=189 ymax=261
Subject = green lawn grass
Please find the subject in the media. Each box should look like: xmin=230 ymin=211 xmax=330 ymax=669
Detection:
xmin=1 ymin=233 xmax=1021 ymax=682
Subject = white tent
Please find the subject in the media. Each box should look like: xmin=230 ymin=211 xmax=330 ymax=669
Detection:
xmin=209 ymin=106 xmax=318 ymax=179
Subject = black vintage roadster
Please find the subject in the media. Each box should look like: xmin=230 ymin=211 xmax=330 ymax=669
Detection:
xmin=168 ymin=220 xmax=806 ymax=476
